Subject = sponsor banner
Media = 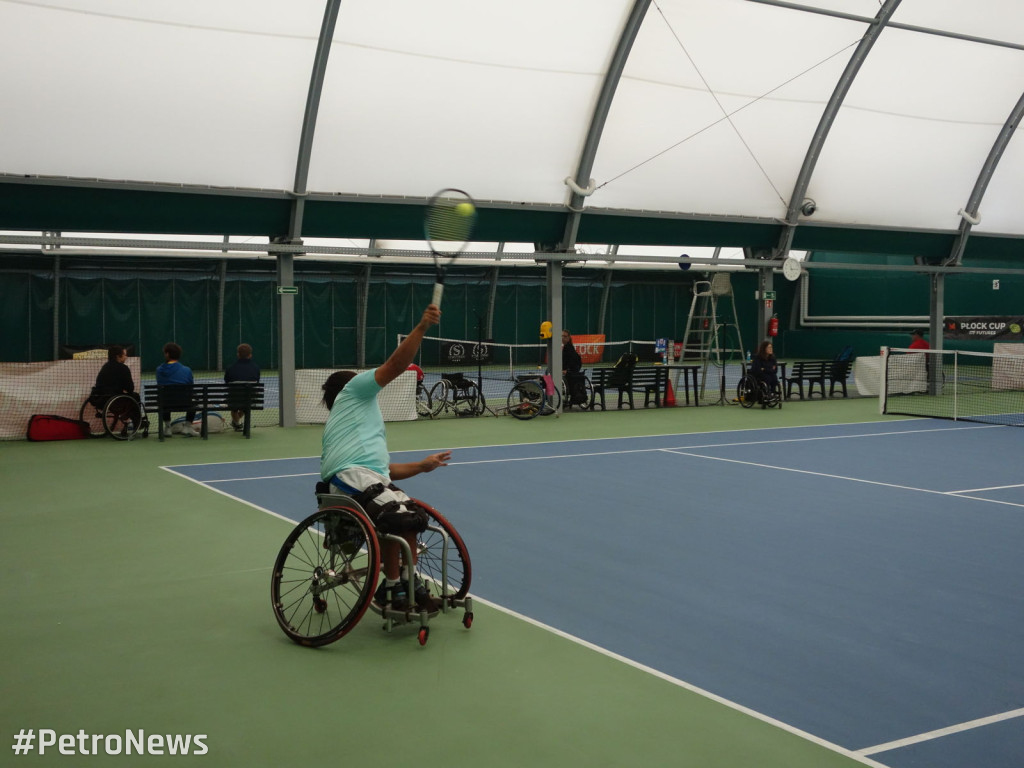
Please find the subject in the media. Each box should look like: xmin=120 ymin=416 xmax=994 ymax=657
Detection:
xmin=944 ymin=317 xmax=1024 ymax=341
xmin=572 ymin=334 xmax=606 ymax=364
xmin=60 ymin=343 xmax=137 ymax=359
xmin=441 ymin=340 xmax=493 ymax=365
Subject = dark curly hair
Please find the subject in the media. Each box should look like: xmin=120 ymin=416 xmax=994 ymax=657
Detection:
xmin=322 ymin=371 xmax=358 ymax=410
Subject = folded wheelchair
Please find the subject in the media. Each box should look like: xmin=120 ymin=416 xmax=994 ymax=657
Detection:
xmin=271 ymin=487 xmax=473 ymax=647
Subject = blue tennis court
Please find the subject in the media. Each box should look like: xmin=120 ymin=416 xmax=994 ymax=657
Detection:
xmin=166 ymin=419 xmax=1024 ymax=768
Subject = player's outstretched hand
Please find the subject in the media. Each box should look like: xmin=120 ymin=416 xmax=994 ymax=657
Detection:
xmin=420 ymin=451 xmax=451 ymax=473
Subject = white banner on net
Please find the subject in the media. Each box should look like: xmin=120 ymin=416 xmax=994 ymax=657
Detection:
xmin=0 ymin=358 xmax=142 ymax=440
xmin=296 ymin=369 xmax=416 ymax=424
xmin=992 ymin=343 xmax=1024 ymax=390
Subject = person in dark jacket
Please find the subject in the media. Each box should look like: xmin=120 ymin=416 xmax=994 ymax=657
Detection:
xmin=90 ymin=345 xmax=141 ymax=423
xmin=92 ymin=345 xmax=135 ymax=400
xmin=561 ymin=330 xmax=582 ymax=375
xmin=224 ymin=343 xmax=261 ymax=431
xmin=750 ymin=340 xmax=780 ymax=406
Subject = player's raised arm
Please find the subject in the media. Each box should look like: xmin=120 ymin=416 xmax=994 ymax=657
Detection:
xmin=374 ymin=304 xmax=440 ymax=388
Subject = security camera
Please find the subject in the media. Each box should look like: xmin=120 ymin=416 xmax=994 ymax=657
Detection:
xmin=800 ymin=199 xmax=817 ymax=217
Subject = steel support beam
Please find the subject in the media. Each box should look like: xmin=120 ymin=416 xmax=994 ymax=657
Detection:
xmin=558 ymin=0 xmax=652 ymax=252
xmin=945 ymin=89 xmax=1024 ymax=266
xmin=775 ymin=0 xmax=902 ymax=259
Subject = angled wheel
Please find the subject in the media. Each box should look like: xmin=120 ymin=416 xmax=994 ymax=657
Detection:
xmin=454 ymin=380 xmax=486 ymax=417
xmin=507 ymin=380 xmax=543 ymax=420
xmin=415 ymin=383 xmax=433 ymax=418
xmin=410 ymin=499 xmax=472 ymax=601
xmin=540 ymin=381 xmax=560 ymax=415
xmin=762 ymin=381 xmax=782 ymax=409
xmin=428 ymin=380 xmax=450 ymax=416
xmin=103 ymin=394 xmax=144 ymax=440
xmin=79 ymin=398 xmax=109 ymax=437
xmin=736 ymin=374 xmax=758 ymax=408
xmin=271 ymin=505 xmax=380 ymax=647
xmin=577 ymin=375 xmax=595 ymax=410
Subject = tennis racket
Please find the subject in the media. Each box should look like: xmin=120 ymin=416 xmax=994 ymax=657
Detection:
xmin=424 ymin=188 xmax=477 ymax=308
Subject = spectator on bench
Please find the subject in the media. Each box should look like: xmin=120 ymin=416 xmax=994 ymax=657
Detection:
xmin=224 ymin=343 xmax=261 ymax=432
xmin=156 ymin=342 xmax=197 ymax=438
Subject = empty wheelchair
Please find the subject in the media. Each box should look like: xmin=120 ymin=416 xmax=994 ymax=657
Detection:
xmin=79 ymin=392 xmax=150 ymax=440
xmin=428 ymin=372 xmax=485 ymax=417
xmin=736 ymin=373 xmax=782 ymax=409
xmin=270 ymin=490 xmax=473 ymax=647
xmin=506 ymin=374 xmax=559 ymax=420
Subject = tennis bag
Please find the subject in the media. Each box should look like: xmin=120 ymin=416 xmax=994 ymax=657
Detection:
xmin=26 ymin=414 xmax=89 ymax=441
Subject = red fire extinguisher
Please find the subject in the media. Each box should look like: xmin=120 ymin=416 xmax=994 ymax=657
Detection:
xmin=768 ymin=314 xmax=779 ymax=337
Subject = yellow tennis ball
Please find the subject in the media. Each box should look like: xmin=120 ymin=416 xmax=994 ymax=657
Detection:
xmin=455 ymin=202 xmax=475 ymax=217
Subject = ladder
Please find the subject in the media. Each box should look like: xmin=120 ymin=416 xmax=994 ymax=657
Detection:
xmin=680 ymin=273 xmax=744 ymax=402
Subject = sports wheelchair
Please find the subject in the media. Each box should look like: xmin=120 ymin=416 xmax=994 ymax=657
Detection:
xmin=271 ymin=488 xmax=473 ymax=647
xmin=79 ymin=392 xmax=150 ymax=440
xmin=428 ymin=372 xmax=485 ymax=417
xmin=736 ymin=373 xmax=782 ymax=409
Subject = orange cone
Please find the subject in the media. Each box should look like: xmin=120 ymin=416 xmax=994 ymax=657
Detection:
xmin=664 ymin=377 xmax=676 ymax=407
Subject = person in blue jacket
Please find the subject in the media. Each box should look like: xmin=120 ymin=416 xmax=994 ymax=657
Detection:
xmin=156 ymin=342 xmax=197 ymax=437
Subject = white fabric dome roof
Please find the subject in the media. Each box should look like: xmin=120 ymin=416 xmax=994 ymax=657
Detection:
xmin=2 ymin=0 xmax=1023 ymax=259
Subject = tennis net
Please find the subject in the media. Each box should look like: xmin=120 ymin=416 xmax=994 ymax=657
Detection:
xmin=882 ymin=346 xmax=1024 ymax=426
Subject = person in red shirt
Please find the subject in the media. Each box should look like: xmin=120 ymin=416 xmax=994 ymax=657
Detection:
xmin=909 ymin=329 xmax=930 ymax=350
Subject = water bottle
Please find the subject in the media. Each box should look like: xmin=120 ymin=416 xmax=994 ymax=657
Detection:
xmin=746 ymin=350 xmax=751 ymax=363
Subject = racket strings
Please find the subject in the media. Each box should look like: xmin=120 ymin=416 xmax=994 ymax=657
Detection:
xmin=426 ymin=203 xmax=473 ymax=244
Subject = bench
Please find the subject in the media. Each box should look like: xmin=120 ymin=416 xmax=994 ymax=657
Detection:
xmin=784 ymin=360 xmax=854 ymax=399
xmin=827 ymin=359 xmax=854 ymax=397
xmin=590 ymin=365 xmax=669 ymax=410
xmin=143 ymin=382 xmax=265 ymax=440
xmin=785 ymin=361 xmax=828 ymax=400
xmin=630 ymin=366 xmax=670 ymax=408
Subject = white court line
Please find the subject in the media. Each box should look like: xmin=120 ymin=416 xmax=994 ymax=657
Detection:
xmin=448 ymin=424 xmax=1001 ymax=467
xmin=205 ymin=471 xmax=318 ymax=483
xmin=164 ymin=418 xmax=993 ymax=471
xmin=160 ymin=466 xmax=302 ymax=526
xmin=948 ymin=483 xmax=1024 ymax=494
xmin=477 ymin=597 xmax=893 ymax=768
xmin=658 ymin=449 xmax=1024 ymax=510
xmin=857 ymin=707 xmax=1024 ymax=756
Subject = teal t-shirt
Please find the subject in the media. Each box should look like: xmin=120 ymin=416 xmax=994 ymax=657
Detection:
xmin=320 ymin=369 xmax=389 ymax=480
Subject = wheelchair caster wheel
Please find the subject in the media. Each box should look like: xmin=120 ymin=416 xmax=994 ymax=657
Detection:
xmin=463 ymin=612 xmax=473 ymax=629
xmin=418 ymin=627 xmax=429 ymax=646
xmin=313 ymin=597 xmax=328 ymax=614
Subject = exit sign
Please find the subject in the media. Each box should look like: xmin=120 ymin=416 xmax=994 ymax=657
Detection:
xmin=277 ymin=286 xmax=299 ymax=295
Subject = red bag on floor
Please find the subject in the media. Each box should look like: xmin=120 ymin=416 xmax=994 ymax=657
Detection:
xmin=26 ymin=414 xmax=89 ymax=441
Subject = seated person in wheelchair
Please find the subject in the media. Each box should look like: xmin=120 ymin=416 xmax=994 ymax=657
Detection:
xmin=320 ymin=303 xmax=451 ymax=612
xmin=750 ymin=340 xmax=780 ymax=401
xmin=90 ymin=345 xmax=141 ymax=424
xmin=561 ymin=329 xmax=587 ymax=406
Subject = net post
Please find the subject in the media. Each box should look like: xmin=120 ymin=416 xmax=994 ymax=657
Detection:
xmin=953 ymin=350 xmax=958 ymax=421
xmin=879 ymin=346 xmax=888 ymax=415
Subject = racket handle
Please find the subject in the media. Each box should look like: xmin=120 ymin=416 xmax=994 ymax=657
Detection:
xmin=431 ymin=282 xmax=444 ymax=308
